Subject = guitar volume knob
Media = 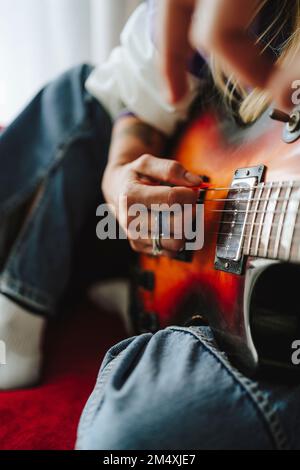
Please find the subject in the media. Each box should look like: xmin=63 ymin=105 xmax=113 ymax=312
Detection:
xmin=269 ymin=109 xmax=290 ymax=123
xmin=270 ymin=108 xmax=300 ymax=143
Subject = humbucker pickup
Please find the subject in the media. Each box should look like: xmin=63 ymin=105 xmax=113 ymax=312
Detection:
xmin=215 ymin=165 xmax=265 ymax=275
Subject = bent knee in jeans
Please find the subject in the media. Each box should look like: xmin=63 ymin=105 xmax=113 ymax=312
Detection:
xmin=76 ymin=327 xmax=291 ymax=450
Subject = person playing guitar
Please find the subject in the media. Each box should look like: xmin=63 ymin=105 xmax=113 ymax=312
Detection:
xmin=0 ymin=0 xmax=299 ymax=450
xmin=77 ymin=0 xmax=300 ymax=450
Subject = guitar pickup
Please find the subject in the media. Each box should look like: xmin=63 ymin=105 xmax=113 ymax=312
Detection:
xmin=215 ymin=165 xmax=265 ymax=275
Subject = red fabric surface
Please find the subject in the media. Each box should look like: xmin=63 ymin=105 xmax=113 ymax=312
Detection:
xmin=0 ymin=303 xmax=127 ymax=450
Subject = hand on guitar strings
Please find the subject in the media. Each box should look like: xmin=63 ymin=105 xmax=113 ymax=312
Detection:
xmin=105 ymin=154 xmax=201 ymax=256
xmin=158 ymin=0 xmax=299 ymax=111
xmin=103 ymin=116 xmax=202 ymax=257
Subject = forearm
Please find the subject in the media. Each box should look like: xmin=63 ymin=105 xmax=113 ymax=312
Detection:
xmin=102 ymin=114 xmax=201 ymax=254
xmin=107 ymin=116 xmax=167 ymax=168
xmin=103 ymin=116 xmax=167 ymax=207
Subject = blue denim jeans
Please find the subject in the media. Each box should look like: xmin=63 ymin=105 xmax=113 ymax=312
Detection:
xmin=1 ymin=65 xmax=300 ymax=450
xmin=0 ymin=64 xmax=112 ymax=314
xmin=76 ymin=327 xmax=300 ymax=450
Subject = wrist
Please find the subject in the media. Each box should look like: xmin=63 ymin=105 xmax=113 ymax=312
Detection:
xmin=102 ymin=161 xmax=128 ymax=207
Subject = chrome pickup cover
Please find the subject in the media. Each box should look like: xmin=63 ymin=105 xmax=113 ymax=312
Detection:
xmin=215 ymin=166 xmax=265 ymax=275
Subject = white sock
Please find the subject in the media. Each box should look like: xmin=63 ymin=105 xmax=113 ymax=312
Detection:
xmin=88 ymin=279 xmax=132 ymax=333
xmin=0 ymin=293 xmax=46 ymax=390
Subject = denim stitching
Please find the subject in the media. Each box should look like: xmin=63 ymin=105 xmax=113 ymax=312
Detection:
xmin=76 ymin=351 xmax=127 ymax=450
xmin=0 ymin=122 xmax=92 ymax=313
xmin=77 ymin=362 xmax=114 ymax=431
xmin=0 ymin=274 xmax=53 ymax=313
xmin=170 ymin=326 xmax=290 ymax=450
xmin=3 ymin=126 xmax=88 ymax=259
xmin=0 ymin=177 xmax=54 ymax=312
xmin=0 ymin=125 xmax=86 ymax=220
xmin=0 ymin=172 xmax=52 ymax=219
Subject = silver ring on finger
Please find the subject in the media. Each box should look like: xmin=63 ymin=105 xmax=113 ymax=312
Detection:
xmin=152 ymin=232 xmax=163 ymax=257
xmin=152 ymin=213 xmax=163 ymax=257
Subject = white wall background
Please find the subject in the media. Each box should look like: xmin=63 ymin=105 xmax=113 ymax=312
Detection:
xmin=0 ymin=0 xmax=142 ymax=124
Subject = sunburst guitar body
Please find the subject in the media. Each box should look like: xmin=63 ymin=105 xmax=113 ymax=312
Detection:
xmin=132 ymin=104 xmax=300 ymax=379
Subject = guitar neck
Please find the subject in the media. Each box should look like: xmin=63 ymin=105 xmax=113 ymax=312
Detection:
xmin=243 ymin=181 xmax=300 ymax=263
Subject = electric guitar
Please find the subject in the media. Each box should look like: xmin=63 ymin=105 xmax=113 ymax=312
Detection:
xmin=132 ymin=102 xmax=300 ymax=379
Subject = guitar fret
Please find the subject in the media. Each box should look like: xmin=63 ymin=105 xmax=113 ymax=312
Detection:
xmin=254 ymin=184 xmax=272 ymax=257
xmin=267 ymin=183 xmax=281 ymax=259
xmin=245 ymin=184 xmax=264 ymax=256
xmin=274 ymin=182 xmax=292 ymax=260
xmin=294 ymin=210 xmax=300 ymax=262
xmin=297 ymin=217 xmax=300 ymax=262
xmin=281 ymin=186 xmax=300 ymax=261
xmin=260 ymin=183 xmax=281 ymax=258
xmin=220 ymin=180 xmax=300 ymax=263
xmin=290 ymin=211 xmax=300 ymax=261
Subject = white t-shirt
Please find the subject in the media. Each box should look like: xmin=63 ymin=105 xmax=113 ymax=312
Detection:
xmin=85 ymin=4 xmax=200 ymax=136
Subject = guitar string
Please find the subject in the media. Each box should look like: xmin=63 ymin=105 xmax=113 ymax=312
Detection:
xmin=210 ymin=208 xmax=298 ymax=247
xmin=212 ymin=209 xmax=300 ymax=251
xmin=210 ymin=231 xmax=300 ymax=243
xmin=199 ymin=180 xmax=300 ymax=204
xmin=202 ymin=189 xmax=299 ymax=253
xmin=210 ymin=220 xmax=300 ymax=229
xmin=157 ymin=207 xmax=300 ymax=238
xmin=209 ymin=209 xmax=299 ymax=214
xmin=205 ymin=183 xmax=300 ymax=252
xmin=213 ymin=238 xmax=300 ymax=254
xmin=206 ymin=197 xmax=300 ymax=203
xmin=199 ymin=182 xmax=300 ymax=192
xmin=161 ymin=183 xmax=300 ymax=253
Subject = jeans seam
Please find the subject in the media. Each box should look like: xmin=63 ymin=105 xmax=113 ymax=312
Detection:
xmin=169 ymin=326 xmax=290 ymax=451
xmin=0 ymin=176 xmax=54 ymax=312
xmin=0 ymin=172 xmax=51 ymax=220
xmin=0 ymin=274 xmax=53 ymax=313
xmin=76 ymin=351 xmax=127 ymax=450
xmin=0 ymin=120 xmax=92 ymax=313
xmin=0 ymin=123 xmax=84 ymax=220
xmin=3 ymin=121 xmax=89 ymax=257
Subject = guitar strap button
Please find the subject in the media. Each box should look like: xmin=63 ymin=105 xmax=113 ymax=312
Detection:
xmin=184 ymin=315 xmax=209 ymax=327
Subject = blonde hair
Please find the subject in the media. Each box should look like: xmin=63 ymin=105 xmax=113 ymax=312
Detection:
xmin=211 ymin=0 xmax=300 ymax=124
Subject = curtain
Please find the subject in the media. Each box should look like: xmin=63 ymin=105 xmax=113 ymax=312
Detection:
xmin=0 ymin=0 xmax=142 ymax=124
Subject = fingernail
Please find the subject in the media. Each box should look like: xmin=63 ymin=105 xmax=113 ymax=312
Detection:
xmin=184 ymin=172 xmax=202 ymax=185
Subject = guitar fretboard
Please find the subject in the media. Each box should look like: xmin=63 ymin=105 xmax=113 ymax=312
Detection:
xmin=243 ymin=182 xmax=300 ymax=262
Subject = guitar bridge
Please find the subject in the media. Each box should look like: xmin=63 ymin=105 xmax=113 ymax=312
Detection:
xmin=215 ymin=165 xmax=265 ymax=275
